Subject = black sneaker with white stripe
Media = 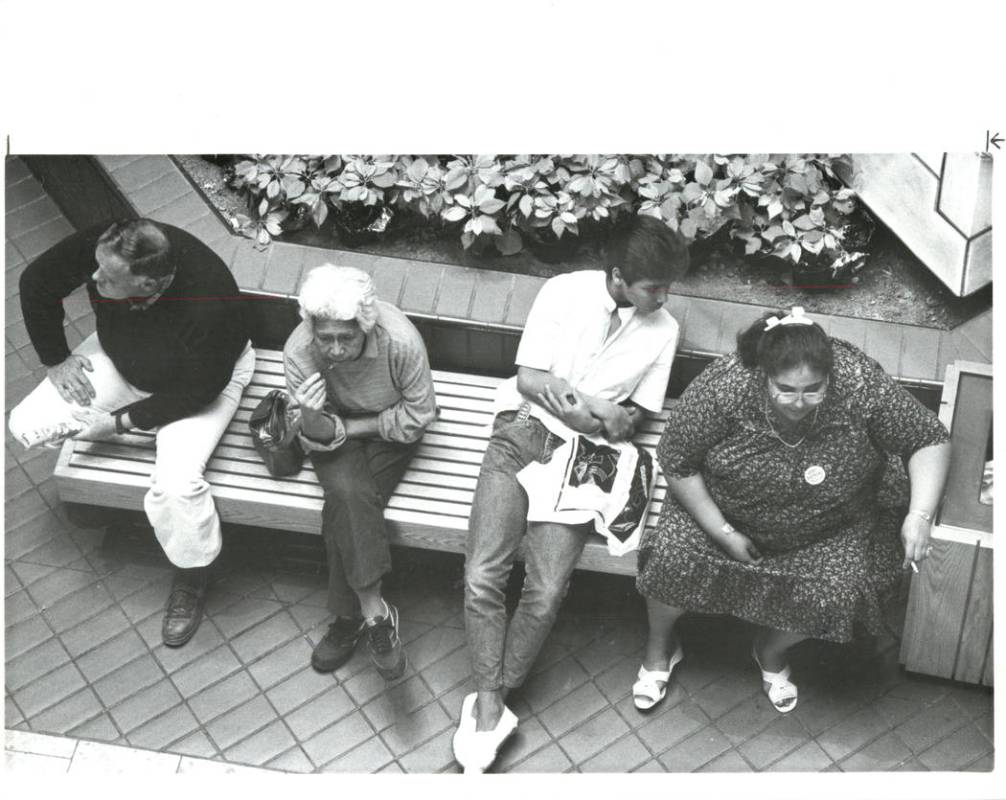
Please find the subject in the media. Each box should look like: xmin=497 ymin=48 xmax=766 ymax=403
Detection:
xmin=366 ymin=602 xmax=406 ymax=681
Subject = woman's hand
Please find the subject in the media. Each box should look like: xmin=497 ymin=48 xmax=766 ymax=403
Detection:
xmin=294 ymin=372 xmax=334 ymax=442
xmin=715 ymin=528 xmax=764 ymax=565
xmin=900 ymin=513 xmax=933 ymax=570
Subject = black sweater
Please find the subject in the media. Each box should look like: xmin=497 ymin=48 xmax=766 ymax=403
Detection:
xmin=20 ymin=222 xmax=251 ymax=430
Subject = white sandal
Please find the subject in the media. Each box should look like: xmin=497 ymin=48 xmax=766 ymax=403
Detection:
xmin=632 ymin=645 xmax=684 ymax=711
xmin=752 ymin=646 xmax=798 ymax=713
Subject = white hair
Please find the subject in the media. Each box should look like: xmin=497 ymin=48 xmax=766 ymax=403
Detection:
xmin=297 ymin=264 xmax=378 ymax=333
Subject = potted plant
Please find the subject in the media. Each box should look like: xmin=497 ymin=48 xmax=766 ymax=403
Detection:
xmin=327 ymin=155 xmax=399 ymax=247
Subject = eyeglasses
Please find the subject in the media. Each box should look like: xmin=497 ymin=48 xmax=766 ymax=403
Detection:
xmin=767 ymin=378 xmax=829 ymax=405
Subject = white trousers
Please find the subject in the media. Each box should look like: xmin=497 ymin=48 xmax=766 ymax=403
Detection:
xmin=9 ymin=333 xmax=256 ymax=568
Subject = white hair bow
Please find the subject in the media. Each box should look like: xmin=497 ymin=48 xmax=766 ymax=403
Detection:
xmin=764 ymin=306 xmax=812 ymax=331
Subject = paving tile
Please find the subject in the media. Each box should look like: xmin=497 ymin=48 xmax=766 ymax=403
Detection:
xmin=4 ymin=750 xmax=71 ymax=774
xmin=68 ymin=712 xmax=121 ymax=742
xmin=736 ymin=713 xmax=808 ymax=769
xmin=118 ymin=578 xmax=173 ymax=624
xmin=6 ymin=695 xmax=26 ymax=728
xmin=379 ymin=699 xmax=453 ymax=757
xmin=508 ymin=741 xmax=572 ymax=773
xmin=75 ymin=628 xmax=148 ymax=683
xmin=838 ymin=731 xmax=913 ymax=771
xmin=917 ymin=724 xmax=993 ymax=771
xmin=633 ymin=758 xmax=668 ymax=772
xmin=150 ymin=193 xmax=212 ymax=228
xmin=556 ymin=706 xmax=630 ymax=765
xmin=260 ymin=242 xmax=306 ymax=295
xmin=27 ymin=687 xmax=103 ymax=735
xmin=211 ymin=595 xmax=284 ymax=640
xmin=361 ymin=673 xmax=435 ymax=732
xmin=12 ymin=662 xmax=86 ymax=719
xmin=125 ymin=703 xmax=200 ymax=750
xmin=11 ymin=217 xmax=75 ymax=261
xmin=322 ymin=734 xmax=396 ymax=773
xmin=974 ymin=711 xmax=993 ymax=743
xmin=5 ymin=292 xmax=25 ymax=323
xmin=963 ymin=752 xmax=993 ymax=772
xmin=519 ymin=655 xmax=590 ymax=713
xmin=188 ymin=669 xmax=259 ymax=724
xmin=6 ymin=636 xmax=71 ymax=691
xmin=229 ymin=239 xmax=269 ymax=290
xmin=657 ymin=723 xmax=733 ymax=772
xmin=205 ymin=694 xmax=278 ymax=751
xmin=636 ymin=698 xmax=710 ymax=754
xmin=503 ymin=273 xmax=544 ymax=327
xmin=5 ymin=155 xmax=32 ymax=182
xmin=108 ymin=677 xmax=182 ymax=734
xmin=5 ymin=587 xmax=42 ymax=628
xmin=576 ymin=729 xmax=651 ymax=773
xmin=368 ymin=257 xmax=408 ymax=308
xmin=44 ymin=580 xmax=116 ymax=633
xmin=150 ymin=620 xmax=226 ymax=676
xmin=301 ymin=711 xmax=375 ymax=767
xmin=265 ymin=665 xmax=338 ymax=716
xmin=57 ymin=600 xmax=131 ymax=658
xmin=247 ymin=635 xmax=313 ymax=689
xmin=170 ymin=730 xmax=218 ymax=760
xmin=106 ymin=155 xmax=176 ymax=193
xmin=433 ymin=266 xmax=477 ymax=317
xmin=174 ymin=756 xmax=265 ymax=775
xmin=872 ymin=693 xmax=921 ymax=729
xmin=949 ymin=685 xmax=994 ymax=720
xmin=21 ymin=531 xmax=86 ymax=569
xmin=403 ymin=624 xmax=466 ymax=672
xmin=790 ymin=684 xmax=865 ymax=737
xmin=264 ymin=745 xmax=315 ymax=773
xmin=398 ymin=263 xmax=442 ymax=315
xmin=4 ymin=613 xmax=52 ymax=661
xmin=893 ymin=694 xmax=970 ymax=753
xmin=126 ymin=170 xmax=196 ymax=216
xmin=815 ymin=703 xmax=892 ymax=762
xmin=5 ymin=489 xmax=53 ymax=536
xmin=5 ymin=463 xmax=33 ymax=497
xmin=288 ymin=600 xmax=332 ymax=633
xmin=4 ymin=177 xmax=46 ymax=215
xmin=697 ymin=748 xmax=755 ymax=772
xmin=93 ymin=654 xmax=164 ymax=708
xmin=419 ymin=644 xmax=471 ymax=696
xmin=285 ymin=685 xmax=357 ymax=740
xmin=377 ymin=761 xmax=405 ymax=773
xmin=712 ymin=691 xmax=779 ymax=744
xmin=538 ymin=681 xmax=609 ymax=739
xmin=67 ymin=739 xmax=180 ymax=774
xmin=4 ymin=564 xmax=23 ymax=596
xmin=6 ymin=196 xmax=64 ymax=240
xmin=230 ymin=608 xmax=301 ymax=665
xmin=765 ymin=738 xmax=833 ymax=772
xmin=690 ymin=670 xmax=760 ymax=720
xmin=223 ymin=718 xmax=296 ymax=766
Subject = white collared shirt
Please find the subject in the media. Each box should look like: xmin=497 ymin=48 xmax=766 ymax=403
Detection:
xmin=494 ymin=269 xmax=679 ymax=434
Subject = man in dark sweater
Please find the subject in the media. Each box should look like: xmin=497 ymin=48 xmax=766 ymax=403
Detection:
xmin=9 ymin=219 xmax=255 ymax=647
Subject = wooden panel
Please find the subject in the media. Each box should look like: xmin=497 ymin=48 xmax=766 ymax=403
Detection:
xmin=900 ymin=537 xmax=975 ymax=679
xmin=982 ymin=630 xmax=994 ymax=687
xmin=939 ymin=370 xmax=993 ymax=532
xmin=954 ymin=545 xmax=994 ymax=685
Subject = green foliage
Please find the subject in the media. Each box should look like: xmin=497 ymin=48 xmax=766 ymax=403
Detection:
xmin=226 ymin=154 xmax=866 ymax=273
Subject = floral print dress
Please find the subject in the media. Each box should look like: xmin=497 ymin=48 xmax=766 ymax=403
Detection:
xmin=636 ymin=339 xmax=949 ymax=642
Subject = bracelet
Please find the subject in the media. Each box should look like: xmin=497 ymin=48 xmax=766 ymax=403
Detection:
xmin=720 ymin=522 xmax=737 ymax=536
xmin=907 ymin=508 xmax=933 ymax=522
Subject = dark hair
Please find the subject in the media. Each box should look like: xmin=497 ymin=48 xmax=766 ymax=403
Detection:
xmin=605 ymin=215 xmax=690 ymax=284
xmin=97 ymin=219 xmax=174 ymax=279
xmin=736 ymin=310 xmax=832 ymax=376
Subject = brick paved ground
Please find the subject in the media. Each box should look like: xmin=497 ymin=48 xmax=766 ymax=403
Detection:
xmin=4 ymin=158 xmax=994 ymax=773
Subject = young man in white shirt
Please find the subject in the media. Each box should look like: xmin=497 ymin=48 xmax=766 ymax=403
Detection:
xmin=453 ymin=216 xmax=690 ymax=772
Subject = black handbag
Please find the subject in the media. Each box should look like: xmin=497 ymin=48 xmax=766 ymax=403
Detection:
xmin=249 ymin=390 xmax=304 ymax=477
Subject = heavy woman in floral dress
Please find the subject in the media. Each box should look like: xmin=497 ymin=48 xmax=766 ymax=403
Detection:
xmin=633 ymin=308 xmax=951 ymax=713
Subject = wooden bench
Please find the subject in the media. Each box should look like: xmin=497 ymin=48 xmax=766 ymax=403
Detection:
xmin=55 ymin=349 xmax=673 ymax=576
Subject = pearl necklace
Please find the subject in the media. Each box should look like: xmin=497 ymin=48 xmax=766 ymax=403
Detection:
xmin=763 ymin=404 xmax=819 ymax=449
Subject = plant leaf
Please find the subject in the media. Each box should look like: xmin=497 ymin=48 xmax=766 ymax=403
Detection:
xmin=694 ymin=160 xmax=714 ymax=186
xmin=497 ymin=228 xmax=522 ymax=255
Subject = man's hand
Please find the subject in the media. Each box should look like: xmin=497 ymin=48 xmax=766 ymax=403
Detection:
xmin=715 ymin=528 xmax=764 ymax=565
xmin=47 ymin=355 xmax=95 ymax=406
xmin=900 ymin=513 xmax=933 ymax=570
xmin=589 ymin=399 xmax=635 ymax=442
xmin=538 ymin=385 xmax=599 ymax=434
xmin=70 ymin=408 xmax=115 ymax=440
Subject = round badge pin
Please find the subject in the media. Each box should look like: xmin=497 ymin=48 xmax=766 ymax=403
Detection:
xmin=804 ymin=465 xmax=826 ymax=485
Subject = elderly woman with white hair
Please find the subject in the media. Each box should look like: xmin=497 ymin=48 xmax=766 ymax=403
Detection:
xmin=284 ymin=264 xmax=437 ymax=681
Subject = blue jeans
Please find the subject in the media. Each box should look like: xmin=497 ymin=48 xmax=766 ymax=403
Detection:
xmin=464 ymin=410 xmax=592 ymax=691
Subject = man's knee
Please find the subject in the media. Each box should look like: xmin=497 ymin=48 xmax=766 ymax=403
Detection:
xmin=522 ymin=571 xmax=572 ymax=620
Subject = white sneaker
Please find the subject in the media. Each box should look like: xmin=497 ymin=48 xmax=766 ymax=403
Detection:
xmin=452 ymin=693 xmax=518 ymax=773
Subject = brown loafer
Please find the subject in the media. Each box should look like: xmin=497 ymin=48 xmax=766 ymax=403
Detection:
xmin=162 ymin=569 xmax=208 ymax=647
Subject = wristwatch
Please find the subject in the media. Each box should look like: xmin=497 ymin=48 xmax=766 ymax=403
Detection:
xmin=907 ymin=508 xmax=933 ymax=522
xmin=114 ymin=411 xmax=130 ymax=435
xmin=720 ymin=522 xmax=737 ymax=536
